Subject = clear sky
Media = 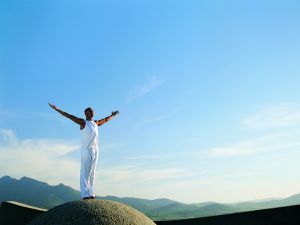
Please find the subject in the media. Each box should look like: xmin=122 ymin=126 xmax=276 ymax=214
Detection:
xmin=1 ymin=0 xmax=300 ymax=203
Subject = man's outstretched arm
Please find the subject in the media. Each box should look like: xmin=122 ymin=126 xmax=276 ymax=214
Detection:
xmin=95 ymin=111 xmax=119 ymax=126
xmin=48 ymin=103 xmax=85 ymax=128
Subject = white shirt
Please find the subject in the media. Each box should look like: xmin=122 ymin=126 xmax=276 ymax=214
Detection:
xmin=81 ymin=120 xmax=99 ymax=149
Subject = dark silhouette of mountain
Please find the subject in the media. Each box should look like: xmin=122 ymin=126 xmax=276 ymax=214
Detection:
xmin=1 ymin=175 xmax=300 ymax=220
xmin=0 ymin=175 xmax=80 ymax=209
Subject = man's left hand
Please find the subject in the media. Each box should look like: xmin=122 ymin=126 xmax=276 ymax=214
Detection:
xmin=112 ymin=111 xmax=119 ymax=116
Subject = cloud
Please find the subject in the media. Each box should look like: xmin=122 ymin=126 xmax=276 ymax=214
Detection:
xmin=0 ymin=129 xmax=201 ymax=199
xmin=98 ymin=165 xmax=190 ymax=183
xmin=134 ymin=112 xmax=175 ymax=129
xmin=207 ymin=133 xmax=300 ymax=157
xmin=243 ymin=103 xmax=300 ymax=130
xmin=207 ymin=102 xmax=300 ymax=157
xmin=102 ymin=142 xmax=123 ymax=150
xmin=125 ymin=154 xmax=175 ymax=160
xmin=0 ymin=110 xmax=17 ymax=119
xmin=126 ymin=76 xmax=164 ymax=103
xmin=0 ymin=129 xmax=81 ymax=187
xmin=2 ymin=129 xmax=299 ymax=203
xmin=0 ymin=129 xmax=18 ymax=144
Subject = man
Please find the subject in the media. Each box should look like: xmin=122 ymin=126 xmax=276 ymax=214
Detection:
xmin=48 ymin=103 xmax=119 ymax=199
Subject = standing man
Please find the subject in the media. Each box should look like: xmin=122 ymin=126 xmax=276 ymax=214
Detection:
xmin=48 ymin=103 xmax=119 ymax=199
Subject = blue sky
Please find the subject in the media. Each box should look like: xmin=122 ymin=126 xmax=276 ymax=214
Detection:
xmin=1 ymin=0 xmax=300 ymax=203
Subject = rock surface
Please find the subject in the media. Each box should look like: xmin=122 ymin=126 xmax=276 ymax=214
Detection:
xmin=27 ymin=199 xmax=156 ymax=225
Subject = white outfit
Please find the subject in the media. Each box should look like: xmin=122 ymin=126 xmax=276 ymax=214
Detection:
xmin=80 ymin=120 xmax=99 ymax=198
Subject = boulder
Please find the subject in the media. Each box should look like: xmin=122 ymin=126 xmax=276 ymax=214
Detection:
xmin=27 ymin=199 xmax=156 ymax=225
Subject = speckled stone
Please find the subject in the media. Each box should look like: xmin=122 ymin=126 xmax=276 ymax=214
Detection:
xmin=27 ymin=199 xmax=156 ymax=225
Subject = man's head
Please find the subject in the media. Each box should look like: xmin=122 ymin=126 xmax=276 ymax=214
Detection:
xmin=84 ymin=107 xmax=94 ymax=120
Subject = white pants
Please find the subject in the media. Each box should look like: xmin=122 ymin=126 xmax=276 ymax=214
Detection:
xmin=80 ymin=147 xmax=99 ymax=198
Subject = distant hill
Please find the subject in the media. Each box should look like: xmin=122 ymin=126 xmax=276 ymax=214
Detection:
xmin=0 ymin=175 xmax=80 ymax=209
xmin=96 ymin=195 xmax=179 ymax=214
xmin=1 ymin=175 xmax=300 ymax=220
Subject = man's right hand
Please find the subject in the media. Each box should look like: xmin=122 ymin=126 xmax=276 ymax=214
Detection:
xmin=48 ymin=103 xmax=59 ymax=111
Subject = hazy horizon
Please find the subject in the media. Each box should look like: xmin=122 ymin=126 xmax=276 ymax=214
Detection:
xmin=1 ymin=0 xmax=300 ymax=204
xmin=0 ymin=174 xmax=296 ymax=205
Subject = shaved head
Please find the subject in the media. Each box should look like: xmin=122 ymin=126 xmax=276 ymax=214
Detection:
xmin=84 ymin=107 xmax=94 ymax=120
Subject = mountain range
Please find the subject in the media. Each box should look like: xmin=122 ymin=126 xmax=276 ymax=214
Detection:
xmin=1 ymin=175 xmax=300 ymax=220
